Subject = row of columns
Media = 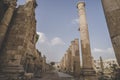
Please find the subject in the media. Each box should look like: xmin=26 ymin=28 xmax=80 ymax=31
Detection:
xmin=60 ymin=39 xmax=81 ymax=77
xmin=59 ymin=2 xmax=98 ymax=80
xmin=76 ymin=1 xmax=120 ymax=80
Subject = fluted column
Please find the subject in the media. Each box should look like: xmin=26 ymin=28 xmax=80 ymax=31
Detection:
xmin=101 ymin=0 xmax=120 ymax=66
xmin=0 ymin=1 xmax=16 ymax=49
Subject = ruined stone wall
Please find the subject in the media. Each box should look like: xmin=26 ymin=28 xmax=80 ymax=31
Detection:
xmin=34 ymin=50 xmax=42 ymax=76
xmin=0 ymin=0 xmax=49 ymax=79
xmin=102 ymin=0 xmax=120 ymax=65
xmin=0 ymin=0 xmax=16 ymax=51
xmin=0 ymin=0 xmax=8 ymax=22
xmin=0 ymin=0 xmax=41 ymax=79
xmin=1 ymin=0 xmax=36 ymax=64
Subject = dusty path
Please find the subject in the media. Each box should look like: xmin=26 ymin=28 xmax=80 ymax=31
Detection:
xmin=31 ymin=70 xmax=76 ymax=80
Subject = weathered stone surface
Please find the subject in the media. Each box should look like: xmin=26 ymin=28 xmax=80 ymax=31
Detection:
xmin=0 ymin=0 xmax=16 ymax=50
xmin=101 ymin=0 xmax=120 ymax=66
xmin=70 ymin=39 xmax=81 ymax=77
xmin=77 ymin=2 xmax=98 ymax=80
xmin=0 ymin=0 xmax=8 ymax=22
xmin=0 ymin=0 xmax=45 ymax=79
xmin=60 ymin=39 xmax=81 ymax=77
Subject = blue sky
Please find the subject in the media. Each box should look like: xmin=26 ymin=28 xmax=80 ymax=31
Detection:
xmin=18 ymin=0 xmax=116 ymax=62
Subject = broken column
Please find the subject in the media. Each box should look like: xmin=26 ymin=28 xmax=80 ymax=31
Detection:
xmin=77 ymin=2 xmax=98 ymax=80
xmin=101 ymin=0 xmax=120 ymax=66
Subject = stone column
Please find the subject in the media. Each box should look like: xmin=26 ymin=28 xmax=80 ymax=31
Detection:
xmin=71 ymin=41 xmax=75 ymax=73
xmin=74 ymin=39 xmax=81 ymax=77
xmin=67 ymin=48 xmax=72 ymax=73
xmin=0 ymin=0 xmax=16 ymax=49
xmin=64 ymin=53 xmax=66 ymax=71
xmin=65 ymin=52 xmax=69 ymax=72
xmin=100 ymin=57 xmax=104 ymax=73
xmin=61 ymin=57 xmax=64 ymax=71
xmin=69 ymin=45 xmax=74 ymax=73
xmin=101 ymin=0 xmax=120 ymax=66
xmin=42 ymin=55 xmax=46 ymax=72
xmin=70 ymin=39 xmax=81 ymax=77
xmin=77 ymin=2 xmax=98 ymax=80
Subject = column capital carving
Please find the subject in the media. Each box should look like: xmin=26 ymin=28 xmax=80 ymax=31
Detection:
xmin=77 ymin=2 xmax=85 ymax=9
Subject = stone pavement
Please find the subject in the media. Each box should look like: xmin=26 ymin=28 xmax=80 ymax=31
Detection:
xmin=57 ymin=71 xmax=74 ymax=80
xmin=31 ymin=70 xmax=76 ymax=80
xmin=31 ymin=71 xmax=59 ymax=80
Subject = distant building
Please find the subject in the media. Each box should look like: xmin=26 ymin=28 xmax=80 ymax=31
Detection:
xmin=94 ymin=59 xmax=119 ymax=73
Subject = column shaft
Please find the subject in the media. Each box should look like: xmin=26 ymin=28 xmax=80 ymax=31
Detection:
xmin=77 ymin=2 xmax=98 ymax=80
xmin=77 ymin=2 xmax=92 ymax=69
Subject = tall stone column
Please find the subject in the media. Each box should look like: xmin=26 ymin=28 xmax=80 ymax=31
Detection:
xmin=65 ymin=52 xmax=69 ymax=72
xmin=71 ymin=41 xmax=75 ymax=73
xmin=0 ymin=0 xmax=16 ymax=50
xmin=42 ymin=55 xmax=46 ymax=72
xmin=63 ymin=56 xmax=66 ymax=71
xmin=74 ymin=39 xmax=81 ymax=77
xmin=70 ymin=39 xmax=81 ymax=77
xmin=77 ymin=2 xmax=98 ymax=80
xmin=100 ymin=57 xmax=104 ymax=73
xmin=66 ymin=48 xmax=72 ymax=73
xmin=101 ymin=0 xmax=120 ymax=66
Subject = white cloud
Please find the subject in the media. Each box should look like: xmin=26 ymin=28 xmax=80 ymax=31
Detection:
xmin=36 ymin=32 xmax=65 ymax=62
xmin=72 ymin=18 xmax=79 ymax=24
xmin=51 ymin=37 xmax=65 ymax=46
xmin=107 ymin=48 xmax=114 ymax=53
xmin=92 ymin=48 xmax=114 ymax=54
xmin=91 ymin=47 xmax=115 ymax=60
xmin=37 ymin=32 xmax=65 ymax=46
xmin=37 ymin=32 xmax=47 ymax=43
xmin=92 ymin=48 xmax=104 ymax=53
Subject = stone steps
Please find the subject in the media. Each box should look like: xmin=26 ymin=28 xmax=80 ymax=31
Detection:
xmin=0 ymin=73 xmax=8 ymax=80
xmin=0 ymin=65 xmax=24 ymax=79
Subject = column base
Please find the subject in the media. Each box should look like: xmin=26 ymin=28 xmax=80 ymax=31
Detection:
xmin=80 ymin=68 xmax=98 ymax=80
xmin=0 ymin=64 xmax=24 ymax=80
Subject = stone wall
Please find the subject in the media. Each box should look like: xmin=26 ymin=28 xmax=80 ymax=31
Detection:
xmin=0 ymin=0 xmax=48 ymax=79
xmin=101 ymin=0 xmax=120 ymax=66
xmin=0 ymin=0 xmax=16 ymax=51
xmin=0 ymin=0 xmax=8 ymax=22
